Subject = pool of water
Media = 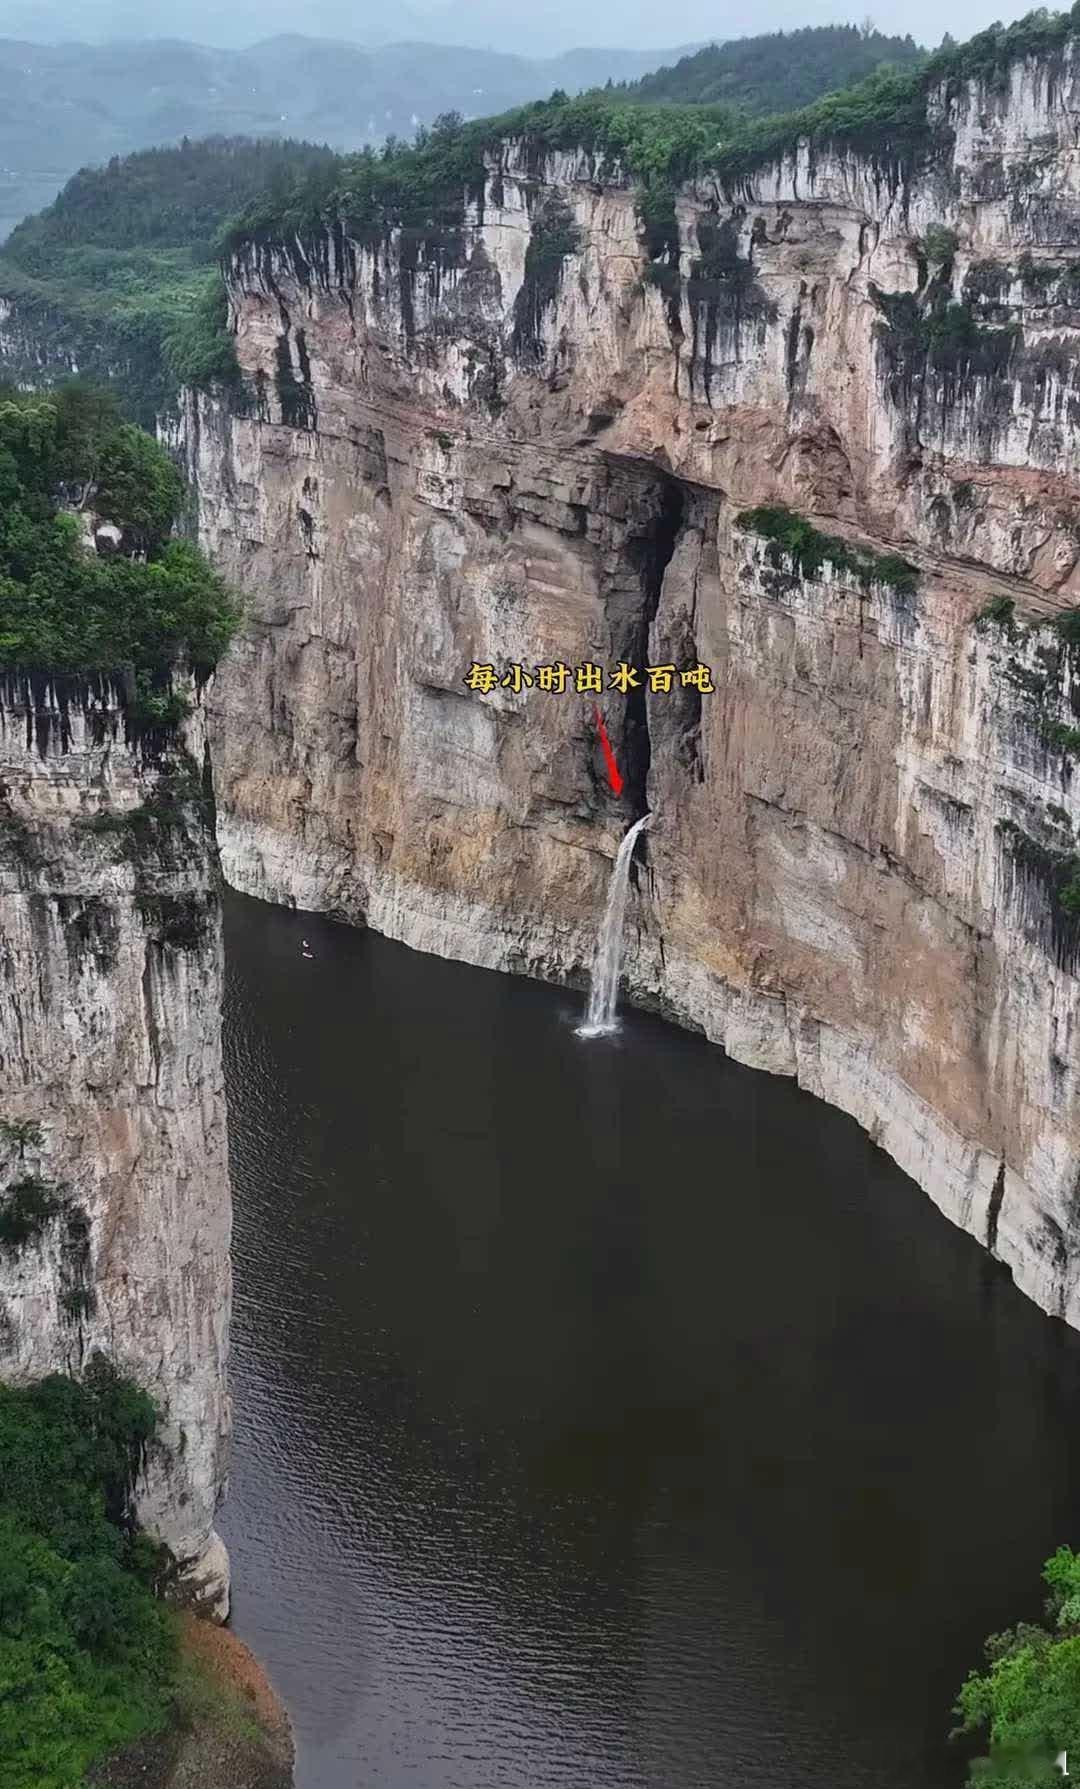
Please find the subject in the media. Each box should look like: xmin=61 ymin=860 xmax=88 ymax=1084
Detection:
xmin=219 ymin=889 xmax=1080 ymax=1789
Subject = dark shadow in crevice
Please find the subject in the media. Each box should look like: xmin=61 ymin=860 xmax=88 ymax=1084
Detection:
xmin=624 ymin=474 xmax=685 ymax=825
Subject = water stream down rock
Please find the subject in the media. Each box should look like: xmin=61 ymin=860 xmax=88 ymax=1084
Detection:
xmin=578 ymin=813 xmax=652 ymax=1037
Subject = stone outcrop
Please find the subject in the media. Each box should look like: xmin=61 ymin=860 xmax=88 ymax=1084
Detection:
xmin=182 ymin=45 xmax=1080 ymax=1327
xmin=0 ymin=295 xmax=80 ymax=387
xmin=0 ymin=673 xmax=231 ymax=1615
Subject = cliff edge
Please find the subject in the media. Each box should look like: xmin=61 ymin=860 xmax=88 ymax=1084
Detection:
xmin=182 ymin=31 xmax=1080 ymax=1326
xmin=0 ymin=673 xmax=231 ymax=1614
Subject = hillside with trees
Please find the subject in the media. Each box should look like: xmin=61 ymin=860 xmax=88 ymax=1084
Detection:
xmin=7 ymin=15 xmax=1055 ymax=431
xmin=617 ymin=23 xmax=925 ymax=112
xmin=0 ymin=22 xmax=949 ymax=424
xmin=0 ymin=33 xmax=691 ymax=242
xmin=0 ymin=1363 xmax=174 ymax=1787
xmin=229 ymin=11 xmax=1077 ymax=273
xmin=0 ymin=138 xmax=337 ymax=424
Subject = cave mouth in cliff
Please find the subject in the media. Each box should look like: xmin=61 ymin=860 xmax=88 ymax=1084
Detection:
xmin=624 ymin=472 xmax=685 ymax=822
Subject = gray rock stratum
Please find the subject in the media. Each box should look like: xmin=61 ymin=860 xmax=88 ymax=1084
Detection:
xmin=0 ymin=674 xmax=231 ymax=1615
xmin=182 ymin=45 xmax=1080 ymax=1328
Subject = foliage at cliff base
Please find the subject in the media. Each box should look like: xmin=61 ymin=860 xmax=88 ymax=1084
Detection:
xmin=0 ymin=1362 xmax=175 ymax=1789
xmin=956 ymin=1546 xmax=1080 ymax=1784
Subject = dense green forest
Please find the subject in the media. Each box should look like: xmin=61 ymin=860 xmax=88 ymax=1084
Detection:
xmin=0 ymin=138 xmax=335 ymax=425
xmin=0 ymin=383 xmax=238 ymax=680
xmin=0 ymin=1360 xmax=175 ymax=1788
xmin=6 ymin=138 xmax=339 ymax=265
xmin=617 ymin=23 xmax=924 ymax=113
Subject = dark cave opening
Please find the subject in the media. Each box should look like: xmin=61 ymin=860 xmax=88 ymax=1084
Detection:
xmin=624 ymin=473 xmax=685 ymax=822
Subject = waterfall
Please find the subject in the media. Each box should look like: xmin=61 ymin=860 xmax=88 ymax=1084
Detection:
xmin=577 ymin=813 xmax=653 ymax=1038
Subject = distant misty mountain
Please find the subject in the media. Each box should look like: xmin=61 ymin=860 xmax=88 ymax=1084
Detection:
xmin=0 ymin=0 xmax=433 ymax=45
xmin=0 ymin=0 xmax=695 ymax=55
xmin=0 ymin=32 xmax=692 ymax=240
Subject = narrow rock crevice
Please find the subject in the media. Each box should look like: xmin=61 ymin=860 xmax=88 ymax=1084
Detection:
xmin=624 ymin=474 xmax=685 ymax=821
xmin=987 ymin=1160 xmax=1007 ymax=1254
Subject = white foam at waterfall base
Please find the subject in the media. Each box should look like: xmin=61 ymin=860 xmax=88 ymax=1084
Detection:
xmin=576 ymin=813 xmax=652 ymax=1039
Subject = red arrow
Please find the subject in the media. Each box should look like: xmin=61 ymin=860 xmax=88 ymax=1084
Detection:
xmin=593 ymin=704 xmax=624 ymax=797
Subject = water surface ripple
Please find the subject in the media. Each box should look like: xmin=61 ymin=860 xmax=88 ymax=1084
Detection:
xmin=220 ymin=891 xmax=1080 ymax=1789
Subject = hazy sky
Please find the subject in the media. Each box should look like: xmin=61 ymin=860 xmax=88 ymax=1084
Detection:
xmin=0 ymin=0 xmax=1050 ymax=55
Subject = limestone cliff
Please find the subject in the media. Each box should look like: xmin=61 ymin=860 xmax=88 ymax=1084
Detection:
xmin=182 ymin=45 xmax=1080 ymax=1328
xmin=0 ymin=673 xmax=231 ymax=1615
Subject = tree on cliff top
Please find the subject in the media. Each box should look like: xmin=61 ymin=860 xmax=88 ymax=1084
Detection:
xmin=0 ymin=384 xmax=239 ymax=677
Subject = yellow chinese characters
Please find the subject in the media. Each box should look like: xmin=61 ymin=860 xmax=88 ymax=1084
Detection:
xmin=463 ymin=661 xmax=717 ymax=694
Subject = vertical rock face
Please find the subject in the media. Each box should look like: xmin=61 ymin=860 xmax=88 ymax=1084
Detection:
xmin=186 ymin=48 xmax=1080 ymax=1328
xmin=0 ymin=673 xmax=231 ymax=1615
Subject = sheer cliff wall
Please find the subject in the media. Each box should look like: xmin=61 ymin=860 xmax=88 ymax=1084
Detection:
xmin=0 ymin=675 xmax=231 ymax=1614
xmin=183 ymin=49 xmax=1080 ymax=1326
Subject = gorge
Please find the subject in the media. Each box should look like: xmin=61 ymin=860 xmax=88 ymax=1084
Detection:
xmin=13 ymin=15 xmax=1080 ymax=1784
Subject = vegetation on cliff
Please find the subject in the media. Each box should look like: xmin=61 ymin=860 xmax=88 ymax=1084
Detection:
xmin=871 ymin=281 xmax=1020 ymax=405
xmin=977 ymin=595 xmax=1018 ymax=634
xmin=694 ymin=3 xmax=1080 ymax=186
xmin=735 ymin=505 xmax=918 ymax=595
xmin=0 ymin=1362 xmax=175 ymax=1789
xmin=0 ymin=384 xmax=238 ymax=677
xmin=954 ymin=1546 xmax=1080 ymax=1783
xmin=997 ymin=817 xmax=1080 ymax=917
xmin=510 ymin=194 xmax=582 ymax=363
xmin=976 ymin=602 xmax=1080 ymax=771
xmin=0 ymin=138 xmax=335 ymax=425
xmin=0 ymin=24 xmax=936 ymax=422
